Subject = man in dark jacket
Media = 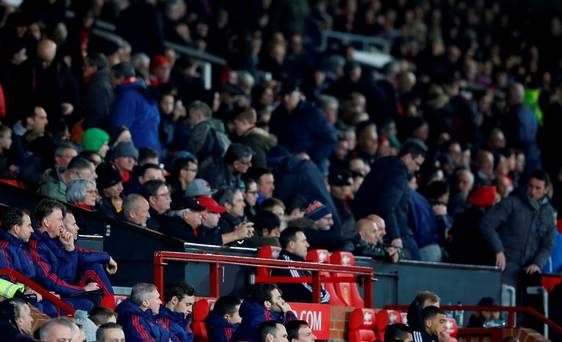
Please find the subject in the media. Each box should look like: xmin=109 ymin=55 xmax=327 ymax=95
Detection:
xmin=232 ymin=283 xmax=296 ymax=342
xmin=480 ymin=170 xmax=556 ymax=288
xmin=269 ymin=83 xmax=337 ymax=173
xmin=342 ymin=216 xmax=400 ymax=263
xmin=352 ymin=139 xmax=427 ymax=259
xmin=81 ymin=53 xmax=114 ymax=129
xmin=206 ymin=295 xmax=242 ymax=342
xmin=271 ymin=227 xmax=330 ymax=304
xmin=199 ymin=143 xmax=252 ymax=191
xmin=233 ymin=109 xmax=277 ymax=170
xmin=116 ymin=282 xmax=170 ymax=342
xmin=96 ymin=162 xmax=124 ymax=220
xmin=412 ymin=306 xmax=447 ymax=342
xmin=156 ymin=281 xmax=195 ymax=342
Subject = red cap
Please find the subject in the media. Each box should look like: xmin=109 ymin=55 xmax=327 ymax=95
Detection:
xmin=197 ymin=196 xmax=226 ymax=214
xmin=468 ymin=186 xmax=497 ymax=208
xmin=151 ymin=55 xmax=171 ymax=70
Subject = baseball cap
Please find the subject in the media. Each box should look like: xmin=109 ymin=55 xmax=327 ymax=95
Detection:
xmin=197 ymin=196 xmax=226 ymax=214
xmin=185 ymin=179 xmax=216 ymax=197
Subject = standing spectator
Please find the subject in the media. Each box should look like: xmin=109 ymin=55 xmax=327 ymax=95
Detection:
xmin=269 ymin=83 xmax=337 ymax=173
xmin=81 ymin=53 xmax=114 ymax=130
xmin=352 ymin=140 xmax=428 ymax=259
xmin=233 ymin=108 xmax=277 ymax=170
xmin=110 ymin=62 xmax=161 ymax=152
xmin=328 ymin=170 xmax=355 ymax=240
xmin=480 ymin=170 xmax=555 ymax=289
xmin=115 ymin=283 xmax=170 ymax=342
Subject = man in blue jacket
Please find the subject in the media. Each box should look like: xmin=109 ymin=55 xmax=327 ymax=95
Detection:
xmin=156 ymin=280 xmax=195 ymax=342
xmin=116 ymin=282 xmax=169 ymax=342
xmin=232 ymin=283 xmax=296 ymax=342
xmin=110 ymin=62 xmax=161 ymax=152
xmin=206 ymin=295 xmax=242 ymax=342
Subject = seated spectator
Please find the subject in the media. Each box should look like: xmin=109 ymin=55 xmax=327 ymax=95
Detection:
xmin=329 ymin=170 xmax=355 ymax=240
xmin=110 ymin=141 xmax=139 ymax=186
xmin=160 ymin=197 xmax=205 ymax=243
xmin=185 ymin=178 xmax=216 ymax=199
xmin=79 ymin=150 xmax=102 ymax=167
xmin=206 ymin=295 xmax=242 ymax=342
xmin=199 ymin=143 xmax=253 ymax=190
xmin=411 ymin=306 xmax=447 ymax=342
xmin=54 ymin=142 xmax=79 ymax=172
xmin=115 ymin=282 xmax=169 ymax=342
xmin=243 ymin=176 xmax=258 ymax=220
xmin=124 ymin=162 xmax=165 ymax=196
xmin=258 ymin=320 xmax=288 ymax=342
xmin=90 ymin=307 xmax=118 ymax=326
xmin=215 ymin=188 xmax=255 ymax=245
xmin=285 ymin=320 xmax=317 ymax=342
xmin=108 ymin=125 xmax=132 ymax=149
xmin=82 ymin=128 xmax=110 ymax=160
xmin=66 ymin=179 xmax=98 ymax=211
xmin=261 ymin=197 xmax=288 ymax=229
xmin=38 ymin=156 xmax=96 ymax=202
xmin=385 ymin=323 xmax=412 ymax=342
xmin=96 ymin=163 xmax=124 ymax=220
xmin=0 ymin=298 xmax=35 ymax=342
xmin=142 ymin=180 xmax=172 ymax=231
xmin=167 ymin=154 xmax=198 ymax=201
xmin=156 ymin=280 xmax=195 ymax=342
xmin=232 ymin=108 xmax=276 ymax=170
xmin=467 ymin=297 xmax=501 ymax=328
xmin=40 ymin=317 xmax=80 ymax=342
xmin=342 ymin=216 xmax=400 ymax=263
xmin=271 ymin=227 xmax=330 ymax=304
xmin=96 ymin=322 xmax=125 ymax=342
xmin=304 ymin=201 xmax=334 ymax=232
xmin=197 ymin=195 xmax=254 ymax=246
xmin=0 ymin=125 xmax=16 ymax=179
xmin=138 ymin=147 xmax=160 ymax=166
xmin=122 ymin=194 xmax=151 ymax=227
xmin=254 ymin=168 xmax=275 ymax=206
xmin=232 ymin=283 xmax=296 ymax=342
xmin=247 ymin=210 xmax=282 ymax=247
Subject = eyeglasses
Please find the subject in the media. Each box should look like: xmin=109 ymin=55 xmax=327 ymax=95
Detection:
xmin=155 ymin=192 xmax=171 ymax=198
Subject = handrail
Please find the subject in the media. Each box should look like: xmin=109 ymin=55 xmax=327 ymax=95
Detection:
xmin=384 ymin=304 xmax=562 ymax=335
xmin=0 ymin=268 xmax=76 ymax=314
xmin=154 ymin=251 xmax=374 ymax=306
xmin=320 ymin=30 xmax=391 ymax=53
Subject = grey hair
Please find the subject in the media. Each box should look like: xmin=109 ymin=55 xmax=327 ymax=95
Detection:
xmin=123 ymin=194 xmax=146 ymax=217
xmin=318 ymin=94 xmax=338 ymax=110
xmin=40 ymin=317 xmax=78 ymax=339
xmin=188 ymin=100 xmax=212 ymax=118
xmin=238 ymin=70 xmax=255 ymax=88
xmin=130 ymin=283 xmax=158 ymax=306
xmin=66 ymin=179 xmax=96 ymax=203
xmin=131 ymin=53 xmax=150 ymax=69
xmin=54 ymin=141 xmax=78 ymax=157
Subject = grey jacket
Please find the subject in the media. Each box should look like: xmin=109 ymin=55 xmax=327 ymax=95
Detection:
xmin=480 ymin=191 xmax=555 ymax=268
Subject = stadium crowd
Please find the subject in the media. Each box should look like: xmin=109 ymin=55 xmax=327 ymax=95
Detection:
xmin=0 ymin=0 xmax=562 ymax=340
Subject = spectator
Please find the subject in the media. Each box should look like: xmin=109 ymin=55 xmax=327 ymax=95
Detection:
xmin=199 ymin=143 xmax=253 ymax=190
xmin=156 ymin=280 xmax=195 ymax=342
xmin=206 ymin=295 xmax=242 ymax=342
xmin=243 ymin=176 xmax=258 ymax=220
xmin=138 ymin=147 xmax=160 ymax=167
xmin=124 ymin=162 xmax=165 ymax=196
xmin=384 ymin=323 xmax=412 ymax=342
xmin=122 ymin=194 xmax=151 ymax=227
xmin=232 ymin=283 xmax=296 ymax=342
xmin=82 ymin=128 xmax=110 ymax=160
xmin=81 ymin=52 xmax=114 ymax=130
xmin=159 ymin=196 xmax=206 ymax=243
xmin=96 ymin=163 xmax=124 ymax=220
xmin=107 ymin=125 xmax=132 ymax=149
xmin=352 ymin=139 xmax=428 ymax=259
xmin=342 ymin=216 xmax=400 ymax=263
xmin=258 ymin=321 xmax=289 ymax=342
xmin=90 ymin=307 xmax=118 ymax=326
xmin=272 ymin=227 xmax=330 ymax=304
xmin=110 ymin=141 xmax=139 ymax=186
xmin=96 ymin=322 xmax=125 ymax=342
xmin=53 ymin=141 xmax=79 ymax=172
xmin=233 ymin=108 xmax=276 ymax=170
xmin=253 ymin=168 xmax=275 ymax=206
xmin=40 ymin=317 xmax=80 ymax=342
xmin=407 ymin=291 xmax=441 ymax=333
xmin=411 ymin=306 xmax=447 ymax=342
xmin=215 ymin=188 xmax=255 ymax=245
xmin=328 ymin=170 xmax=355 ymax=240
xmin=110 ymin=62 xmax=161 ymax=152
xmin=473 ymin=150 xmax=495 ymax=187
xmin=448 ymin=168 xmax=475 ymax=216
xmin=352 ymin=122 xmax=379 ymax=165
xmin=167 ymin=154 xmax=198 ymax=201
xmin=38 ymin=156 xmax=96 ymax=202
xmin=480 ymin=170 xmax=555 ymax=289
xmin=285 ymin=320 xmax=317 ymax=342
xmin=247 ymin=210 xmax=282 ymax=247
xmin=116 ymin=283 xmax=169 ymax=342
xmin=0 ymin=125 xmax=15 ymax=179
xmin=66 ymin=179 xmax=98 ymax=211
xmin=0 ymin=298 xmax=35 ymax=342
xmin=467 ymin=297 xmax=501 ymax=328
xmin=142 ymin=180 xmax=172 ymax=231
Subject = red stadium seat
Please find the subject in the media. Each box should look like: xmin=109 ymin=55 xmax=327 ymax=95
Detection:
xmin=348 ymin=308 xmax=376 ymax=342
xmin=256 ymin=245 xmax=282 ymax=277
xmin=374 ymin=310 xmax=403 ymax=341
xmin=329 ymin=252 xmax=365 ymax=307
xmin=541 ymin=274 xmax=562 ymax=292
xmin=445 ymin=317 xmax=459 ymax=338
xmin=192 ymin=298 xmax=216 ymax=342
xmin=305 ymin=249 xmax=346 ymax=306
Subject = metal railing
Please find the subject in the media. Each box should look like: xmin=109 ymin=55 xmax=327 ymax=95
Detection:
xmin=153 ymin=251 xmax=374 ymax=306
xmin=319 ymin=30 xmax=391 ymax=53
xmin=0 ymin=268 xmax=76 ymax=314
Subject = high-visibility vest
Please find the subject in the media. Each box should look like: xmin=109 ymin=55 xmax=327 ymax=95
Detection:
xmin=0 ymin=278 xmax=25 ymax=299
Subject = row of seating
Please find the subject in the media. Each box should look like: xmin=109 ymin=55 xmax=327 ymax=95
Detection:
xmin=257 ymin=246 xmax=366 ymax=307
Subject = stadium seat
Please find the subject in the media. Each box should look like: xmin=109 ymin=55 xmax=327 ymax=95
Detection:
xmin=305 ymin=249 xmax=346 ymax=305
xmin=374 ymin=309 xmax=403 ymax=341
xmin=540 ymin=274 xmax=561 ymax=293
xmin=256 ymin=245 xmax=282 ymax=277
xmin=192 ymin=298 xmax=216 ymax=342
xmin=329 ymin=251 xmax=365 ymax=307
xmin=348 ymin=308 xmax=376 ymax=342
xmin=445 ymin=317 xmax=459 ymax=337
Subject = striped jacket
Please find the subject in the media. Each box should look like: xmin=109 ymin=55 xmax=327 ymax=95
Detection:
xmin=116 ymin=299 xmax=170 ymax=342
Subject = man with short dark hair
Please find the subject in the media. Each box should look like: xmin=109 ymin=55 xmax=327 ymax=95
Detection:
xmin=206 ymin=295 xmax=242 ymax=342
xmin=232 ymin=283 xmax=296 ymax=342
xmin=271 ymin=227 xmax=330 ymax=304
xmin=38 ymin=156 xmax=96 ymax=202
xmin=82 ymin=52 xmax=114 ymax=130
xmin=199 ymin=143 xmax=253 ymax=190
xmin=412 ymin=306 xmax=447 ymax=342
xmin=142 ymin=180 xmax=172 ymax=231
xmin=285 ymin=320 xmax=316 ymax=342
xmin=259 ymin=321 xmax=288 ymax=342
xmin=352 ymin=139 xmax=428 ymax=259
xmin=385 ymin=323 xmax=412 ymax=342
xmin=480 ymin=170 xmax=556 ymax=288
xmin=96 ymin=322 xmax=125 ymax=342
xmin=156 ymin=280 xmax=195 ymax=342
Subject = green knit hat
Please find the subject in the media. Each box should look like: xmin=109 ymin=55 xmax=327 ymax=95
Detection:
xmin=82 ymin=128 xmax=110 ymax=153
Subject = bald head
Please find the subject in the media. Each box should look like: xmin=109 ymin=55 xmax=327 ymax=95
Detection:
xmin=507 ymin=83 xmax=524 ymax=105
xmin=37 ymin=39 xmax=57 ymax=68
xmin=355 ymin=218 xmax=379 ymax=245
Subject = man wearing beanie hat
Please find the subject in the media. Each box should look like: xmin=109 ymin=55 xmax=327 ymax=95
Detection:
xmin=305 ymin=201 xmax=334 ymax=231
xmin=110 ymin=141 xmax=138 ymax=185
xmin=329 ymin=170 xmax=355 ymax=240
xmin=82 ymin=128 xmax=110 ymax=159
xmin=96 ymin=163 xmax=124 ymax=220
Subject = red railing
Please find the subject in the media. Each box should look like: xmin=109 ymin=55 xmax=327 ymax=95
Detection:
xmin=153 ymin=251 xmax=375 ymax=306
xmin=0 ymin=268 xmax=76 ymax=314
xmin=385 ymin=304 xmax=562 ymax=335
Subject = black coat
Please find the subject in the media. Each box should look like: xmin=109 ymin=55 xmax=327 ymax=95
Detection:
xmin=82 ymin=69 xmax=114 ymax=129
xmin=352 ymin=156 xmax=412 ymax=243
